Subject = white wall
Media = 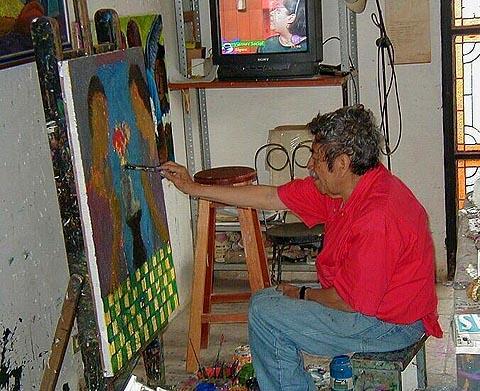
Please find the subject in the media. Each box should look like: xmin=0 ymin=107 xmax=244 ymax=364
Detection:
xmin=183 ymin=0 xmax=447 ymax=279
xmin=0 ymin=64 xmax=81 ymax=390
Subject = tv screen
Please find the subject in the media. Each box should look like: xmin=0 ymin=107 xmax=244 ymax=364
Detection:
xmin=210 ymin=0 xmax=322 ymax=80
xmin=221 ymin=0 xmax=308 ymax=55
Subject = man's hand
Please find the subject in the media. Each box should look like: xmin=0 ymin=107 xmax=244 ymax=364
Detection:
xmin=160 ymin=161 xmax=198 ymax=196
xmin=276 ymin=283 xmax=301 ymax=299
xmin=276 ymin=283 xmax=354 ymax=312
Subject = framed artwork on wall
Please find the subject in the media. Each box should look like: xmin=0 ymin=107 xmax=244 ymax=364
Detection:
xmin=0 ymin=0 xmax=70 ymax=69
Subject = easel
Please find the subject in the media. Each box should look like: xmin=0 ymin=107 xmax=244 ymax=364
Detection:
xmin=31 ymin=2 xmax=168 ymax=389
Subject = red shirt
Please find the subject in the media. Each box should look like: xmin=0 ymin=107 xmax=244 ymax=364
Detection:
xmin=277 ymin=164 xmax=442 ymax=338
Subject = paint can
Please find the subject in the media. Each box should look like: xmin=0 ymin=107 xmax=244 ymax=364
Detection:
xmin=233 ymin=344 xmax=252 ymax=367
xmin=329 ymin=355 xmax=354 ymax=391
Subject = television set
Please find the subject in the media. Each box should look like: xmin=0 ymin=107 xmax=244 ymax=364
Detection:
xmin=209 ymin=0 xmax=323 ymax=80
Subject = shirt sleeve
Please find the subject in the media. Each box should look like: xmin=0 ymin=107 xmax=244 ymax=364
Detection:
xmin=277 ymin=177 xmax=338 ymax=227
xmin=333 ymin=209 xmax=403 ymax=316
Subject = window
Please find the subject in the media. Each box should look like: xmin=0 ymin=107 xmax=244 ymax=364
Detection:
xmin=442 ymin=0 xmax=480 ymax=277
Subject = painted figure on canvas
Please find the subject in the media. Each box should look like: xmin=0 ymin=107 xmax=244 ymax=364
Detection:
xmin=87 ymin=76 xmax=125 ymax=295
xmin=120 ymin=14 xmax=175 ymax=163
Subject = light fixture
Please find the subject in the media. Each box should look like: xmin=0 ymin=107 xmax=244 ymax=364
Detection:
xmin=344 ymin=0 xmax=367 ymax=14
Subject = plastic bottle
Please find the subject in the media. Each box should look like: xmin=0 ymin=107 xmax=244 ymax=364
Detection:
xmin=329 ymin=355 xmax=354 ymax=391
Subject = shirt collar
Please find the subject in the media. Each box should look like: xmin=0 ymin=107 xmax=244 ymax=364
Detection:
xmin=341 ymin=163 xmax=387 ymax=212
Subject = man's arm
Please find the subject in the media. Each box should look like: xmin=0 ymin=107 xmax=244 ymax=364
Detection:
xmin=160 ymin=161 xmax=287 ymax=211
xmin=279 ymin=283 xmax=354 ymax=312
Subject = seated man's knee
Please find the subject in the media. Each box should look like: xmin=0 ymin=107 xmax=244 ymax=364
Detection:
xmin=249 ymin=287 xmax=279 ymax=321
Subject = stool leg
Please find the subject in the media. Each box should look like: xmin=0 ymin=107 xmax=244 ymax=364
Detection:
xmin=353 ymin=369 xmax=401 ymax=391
xmin=200 ymin=206 xmax=216 ymax=349
xmin=415 ymin=344 xmax=427 ymax=389
xmin=186 ymin=199 xmax=212 ymax=372
xmin=238 ymin=207 xmax=270 ymax=291
xmin=277 ymin=245 xmax=285 ymax=283
xmin=271 ymin=243 xmax=278 ymax=284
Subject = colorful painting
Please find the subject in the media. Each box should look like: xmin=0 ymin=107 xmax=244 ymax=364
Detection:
xmin=119 ymin=14 xmax=175 ymax=163
xmin=0 ymin=0 xmax=70 ymax=68
xmin=59 ymin=47 xmax=178 ymax=376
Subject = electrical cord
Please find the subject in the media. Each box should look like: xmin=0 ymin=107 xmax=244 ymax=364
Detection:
xmin=321 ymin=35 xmax=359 ymax=103
xmin=371 ymin=0 xmax=403 ymax=163
xmin=348 ymin=55 xmax=359 ymax=104
xmin=322 ymin=36 xmax=340 ymax=46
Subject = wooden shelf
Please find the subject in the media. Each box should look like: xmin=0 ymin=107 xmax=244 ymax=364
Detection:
xmin=168 ymin=74 xmax=348 ymax=91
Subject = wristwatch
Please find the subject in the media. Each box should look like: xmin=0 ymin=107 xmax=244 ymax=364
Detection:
xmin=299 ymin=286 xmax=311 ymax=300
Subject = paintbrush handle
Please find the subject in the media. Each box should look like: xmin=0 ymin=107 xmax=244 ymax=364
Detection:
xmin=123 ymin=164 xmax=164 ymax=174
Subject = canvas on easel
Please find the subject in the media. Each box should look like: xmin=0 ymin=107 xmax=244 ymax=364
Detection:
xmin=59 ymin=47 xmax=178 ymax=376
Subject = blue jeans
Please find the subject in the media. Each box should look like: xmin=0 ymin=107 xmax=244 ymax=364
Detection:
xmin=248 ymin=287 xmax=425 ymax=391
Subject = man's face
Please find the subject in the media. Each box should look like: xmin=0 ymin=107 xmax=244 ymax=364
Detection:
xmin=269 ymin=7 xmax=294 ymax=33
xmin=307 ymin=143 xmax=343 ymax=198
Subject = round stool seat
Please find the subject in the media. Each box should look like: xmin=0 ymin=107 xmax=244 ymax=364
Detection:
xmin=266 ymin=222 xmax=324 ymax=246
xmin=193 ymin=166 xmax=256 ymax=186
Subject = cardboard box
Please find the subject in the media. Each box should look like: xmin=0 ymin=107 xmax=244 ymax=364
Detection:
xmin=186 ymin=46 xmax=206 ymax=76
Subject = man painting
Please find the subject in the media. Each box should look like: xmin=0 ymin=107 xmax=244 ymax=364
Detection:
xmin=160 ymin=105 xmax=442 ymax=390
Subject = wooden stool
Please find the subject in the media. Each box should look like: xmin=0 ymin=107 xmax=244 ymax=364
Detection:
xmin=352 ymin=334 xmax=428 ymax=390
xmin=186 ymin=166 xmax=271 ymax=372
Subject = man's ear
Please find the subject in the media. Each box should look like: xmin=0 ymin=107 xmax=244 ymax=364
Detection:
xmin=335 ymin=154 xmax=352 ymax=176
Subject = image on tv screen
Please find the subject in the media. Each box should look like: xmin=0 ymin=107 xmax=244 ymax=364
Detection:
xmin=219 ymin=0 xmax=308 ymax=55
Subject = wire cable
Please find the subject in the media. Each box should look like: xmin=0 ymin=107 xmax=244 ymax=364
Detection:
xmin=371 ymin=0 xmax=403 ymax=167
xmin=322 ymin=36 xmax=341 ymax=46
xmin=321 ymin=36 xmax=358 ymax=103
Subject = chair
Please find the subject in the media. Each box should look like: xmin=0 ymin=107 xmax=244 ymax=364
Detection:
xmin=254 ymin=141 xmax=324 ymax=283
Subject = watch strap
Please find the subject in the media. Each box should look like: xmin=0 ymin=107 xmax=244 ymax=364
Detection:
xmin=299 ymin=285 xmax=310 ymax=300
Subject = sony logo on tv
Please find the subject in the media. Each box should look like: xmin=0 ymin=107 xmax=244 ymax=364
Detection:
xmin=456 ymin=314 xmax=480 ymax=333
xmin=257 ymin=58 xmax=269 ymax=62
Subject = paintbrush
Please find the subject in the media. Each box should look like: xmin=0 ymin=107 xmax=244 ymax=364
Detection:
xmin=123 ymin=163 xmax=164 ymax=175
xmin=214 ymin=334 xmax=225 ymax=369
xmin=189 ymin=338 xmax=208 ymax=379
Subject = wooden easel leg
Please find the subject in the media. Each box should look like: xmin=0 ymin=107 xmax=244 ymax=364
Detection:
xmin=40 ymin=274 xmax=84 ymax=391
xmin=238 ymin=208 xmax=271 ymax=291
xmin=32 ymin=15 xmax=105 ymax=390
xmin=186 ymin=199 xmax=212 ymax=372
xmin=142 ymin=336 xmax=166 ymax=386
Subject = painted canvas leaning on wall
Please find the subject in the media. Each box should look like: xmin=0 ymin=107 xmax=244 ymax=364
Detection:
xmin=0 ymin=0 xmax=70 ymax=67
xmin=59 ymin=47 xmax=179 ymax=376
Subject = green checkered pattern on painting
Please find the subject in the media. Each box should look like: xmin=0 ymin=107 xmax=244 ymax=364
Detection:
xmin=103 ymin=242 xmax=179 ymax=374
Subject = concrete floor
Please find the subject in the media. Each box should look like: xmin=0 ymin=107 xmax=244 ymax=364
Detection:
xmin=134 ymin=275 xmax=456 ymax=389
